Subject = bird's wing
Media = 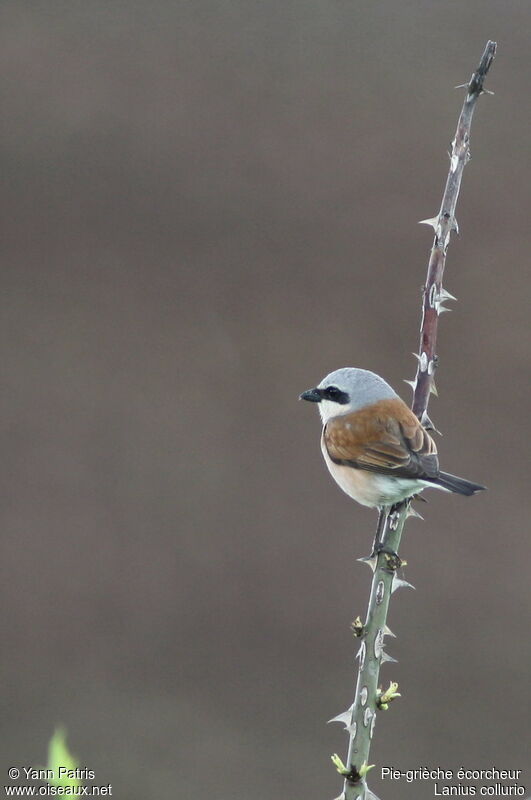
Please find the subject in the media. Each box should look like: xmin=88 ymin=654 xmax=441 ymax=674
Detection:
xmin=323 ymin=397 xmax=439 ymax=480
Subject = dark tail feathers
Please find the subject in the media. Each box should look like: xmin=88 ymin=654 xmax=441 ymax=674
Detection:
xmin=433 ymin=471 xmax=486 ymax=496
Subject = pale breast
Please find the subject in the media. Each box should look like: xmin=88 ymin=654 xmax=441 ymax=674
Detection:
xmin=320 ymin=433 xmax=426 ymax=508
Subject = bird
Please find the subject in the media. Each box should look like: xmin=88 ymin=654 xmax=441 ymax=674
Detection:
xmin=300 ymin=367 xmax=485 ymax=512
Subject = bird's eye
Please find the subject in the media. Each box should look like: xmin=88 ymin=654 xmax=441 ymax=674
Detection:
xmin=323 ymin=386 xmax=349 ymax=404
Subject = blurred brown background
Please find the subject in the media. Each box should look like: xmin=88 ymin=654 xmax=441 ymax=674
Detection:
xmin=0 ymin=2 xmax=529 ymax=798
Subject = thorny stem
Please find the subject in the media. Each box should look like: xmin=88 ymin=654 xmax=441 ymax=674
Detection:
xmin=338 ymin=42 xmax=496 ymax=800
xmin=412 ymin=40 xmax=497 ymax=421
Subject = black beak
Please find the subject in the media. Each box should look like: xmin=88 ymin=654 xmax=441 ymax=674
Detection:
xmin=299 ymin=388 xmax=322 ymax=403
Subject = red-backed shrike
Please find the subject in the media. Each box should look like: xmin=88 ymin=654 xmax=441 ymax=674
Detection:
xmin=301 ymin=367 xmax=484 ymax=510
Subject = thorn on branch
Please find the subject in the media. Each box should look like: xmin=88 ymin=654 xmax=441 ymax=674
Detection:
xmin=328 ymin=706 xmax=355 ymax=734
xmin=440 ymin=288 xmax=457 ymax=302
xmin=374 ymin=632 xmax=398 ymax=665
xmin=436 ymin=284 xmax=457 ymax=314
xmin=406 ymin=505 xmax=424 ymax=521
xmin=418 ymin=216 xmax=438 ymax=231
xmin=391 ymin=576 xmax=415 ymax=593
xmin=357 ymin=554 xmax=377 ymax=572
xmin=421 ymin=412 xmax=442 ymax=435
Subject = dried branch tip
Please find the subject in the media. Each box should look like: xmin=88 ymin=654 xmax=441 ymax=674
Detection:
xmin=467 ymin=41 xmax=497 ymax=98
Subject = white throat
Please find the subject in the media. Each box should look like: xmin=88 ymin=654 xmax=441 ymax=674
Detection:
xmin=318 ymin=398 xmax=356 ymax=424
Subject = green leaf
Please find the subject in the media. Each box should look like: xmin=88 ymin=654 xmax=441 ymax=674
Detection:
xmin=47 ymin=728 xmax=82 ymax=788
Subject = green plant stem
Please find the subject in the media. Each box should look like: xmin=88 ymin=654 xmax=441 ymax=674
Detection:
xmin=342 ymin=507 xmax=407 ymax=799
